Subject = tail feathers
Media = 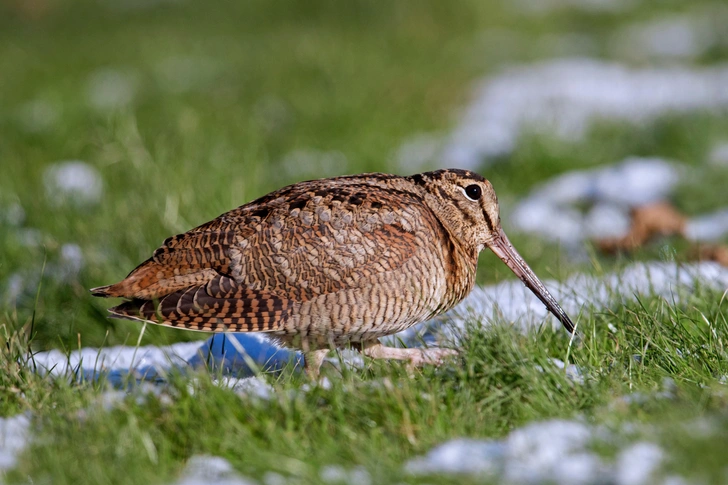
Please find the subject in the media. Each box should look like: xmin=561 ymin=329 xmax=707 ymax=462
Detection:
xmin=107 ymin=276 xmax=292 ymax=333
xmin=90 ymin=285 xmax=115 ymax=297
xmin=90 ymin=259 xmax=219 ymax=300
xmin=91 ymin=230 xmax=241 ymax=300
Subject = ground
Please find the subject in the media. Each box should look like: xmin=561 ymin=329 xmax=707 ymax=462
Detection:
xmin=1 ymin=0 xmax=728 ymax=484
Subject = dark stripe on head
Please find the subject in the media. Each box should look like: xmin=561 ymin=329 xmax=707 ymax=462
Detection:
xmin=482 ymin=209 xmax=494 ymax=232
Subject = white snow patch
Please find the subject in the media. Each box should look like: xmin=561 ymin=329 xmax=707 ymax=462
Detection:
xmin=684 ymin=208 xmax=728 ymax=241
xmin=320 ymin=465 xmax=371 ymax=485
xmin=510 ymin=157 xmax=682 ymax=244
xmin=615 ymin=442 xmax=664 ymax=485
xmin=174 ymin=455 xmax=255 ymax=485
xmin=43 ymin=160 xmax=103 ymax=207
xmin=510 ymin=197 xmax=584 ymax=244
xmin=407 ymin=420 xmax=667 ymax=485
xmin=504 ymin=420 xmax=601 ymax=485
xmin=31 ymin=341 xmax=204 ymax=380
xmin=415 ymin=262 xmax=728 ymax=342
xmin=591 ymin=158 xmax=681 ymax=207
xmin=440 ymin=59 xmax=728 ymax=168
xmin=583 ymin=203 xmax=631 ymax=240
xmin=262 ymin=472 xmax=287 ymax=485
xmin=0 ymin=414 xmax=31 ymax=472
xmin=550 ymin=358 xmax=584 ymax=384
xmin=216 ymin=376 xmax=274 ymax=400
xmin=405 ymin=439 xmax=504 ymax=476
xmin=509 ymin=157 xmax=728 ymax=245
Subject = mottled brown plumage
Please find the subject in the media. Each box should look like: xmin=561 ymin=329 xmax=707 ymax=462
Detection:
xmin=91 ymin=169 xmax=575 ymax=376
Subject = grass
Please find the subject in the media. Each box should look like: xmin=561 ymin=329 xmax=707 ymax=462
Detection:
xmin=1 ymin=0 xmax=728 ymax=483
xmin=3 ymin=290 xmax=728 ymax=484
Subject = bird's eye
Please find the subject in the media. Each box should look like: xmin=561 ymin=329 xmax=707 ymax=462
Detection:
xmin=464 ymin=184 xmax=482 ymax=201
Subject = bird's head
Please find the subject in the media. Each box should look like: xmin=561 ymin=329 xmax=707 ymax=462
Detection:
xmin=410 ymin=169 xmax=576 ymax=334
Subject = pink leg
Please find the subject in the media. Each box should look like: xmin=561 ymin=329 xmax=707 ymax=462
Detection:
xmin=360 ymin=341 xmax=458 ymax=369
xmin=303 ymin=349 xmax=329 ymax=379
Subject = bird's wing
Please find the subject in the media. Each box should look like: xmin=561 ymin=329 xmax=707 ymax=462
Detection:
xmin=95 ymin=177 xmax=442 ymax=332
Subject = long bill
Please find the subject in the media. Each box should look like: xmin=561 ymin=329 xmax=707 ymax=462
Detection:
xmin=487 ymin=228 xmax=576 ymax=334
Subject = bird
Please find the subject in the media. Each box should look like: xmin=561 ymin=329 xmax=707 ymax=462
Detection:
xmin=91 ymin=169 xmax=575 ymax=377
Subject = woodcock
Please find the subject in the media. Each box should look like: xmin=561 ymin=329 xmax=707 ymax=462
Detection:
xmin=91 ymin=169 xmax=575 ymax=376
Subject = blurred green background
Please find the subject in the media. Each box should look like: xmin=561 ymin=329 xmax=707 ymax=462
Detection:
xmin=1 ymin=0 xmax=727 ymax=350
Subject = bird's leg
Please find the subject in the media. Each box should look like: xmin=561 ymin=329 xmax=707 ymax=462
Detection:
xmin=359 ymin=340 xmax=458 ymax=369
xmin=303 ymin=349 xmax=329 ymax=379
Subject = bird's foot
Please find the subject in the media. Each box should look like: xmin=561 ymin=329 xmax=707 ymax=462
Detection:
xmin=360 ymin=341 xmax=458 ymax=370
xmin=406 ymin=347 xmax=459 ymax=367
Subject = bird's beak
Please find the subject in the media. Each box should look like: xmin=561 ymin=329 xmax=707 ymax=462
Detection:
xmin=488 ymin=227 xmax=576 ymax=334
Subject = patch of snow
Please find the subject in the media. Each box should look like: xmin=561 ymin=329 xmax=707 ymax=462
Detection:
xmin=440 ymin=59 xmax=728 ymax=168
xmin=175 ymin=455 xmax=255 ymax=485
xmin=405 ymin=438 xmax=504 ymax=476
xmin=262 ymin=472 xmax=287 ymax=485
xmin=0 ymin=414 xmax=31 ymax=472
xmin=320 ymin=465 xmax=371 ymax=485
xmin=550 ymin=358 xmax=584 ymax=384
xmin=615 ymin=442 xmax=664 ymax=485
xmin=592 ymin=158 xmax=681 ymax=207
xmin=406 ymin=420 xmax=607 ymax=484
xmin=510 ymin=157 xmax=682 ymax=244
xmin=511 ymin=198 xmax=584 ymax=244
xmin=583 ymin=203 xmax=631 ymax=240
xmin=684 ymin=209 xmax=728 ymax=241
xmin=401 ymin=262 xmax=728 ymax=343
xmin=43 ymin=160 xmax=103 ymax=207
xmin=216 ymin=376 xmax=274 ymax=400
xmin=504 ymin=420 xmax=600 ymax=485
xmin=31 ymin=340 xmax=205 ymax=384
xmin=86 ymin=68 xmax=139 ymax=110
xmin=407 ymin=420 xmax=667 ymax=485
